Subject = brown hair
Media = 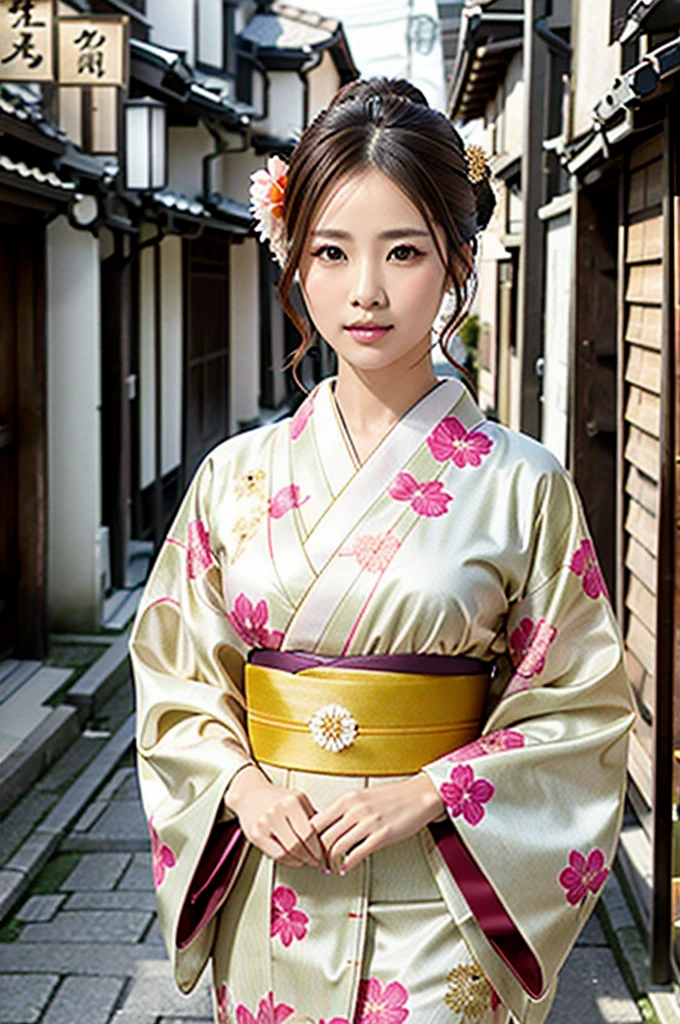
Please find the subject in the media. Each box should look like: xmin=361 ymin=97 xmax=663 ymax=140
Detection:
xmin=275 ymin=77 xmax=496 ymax=385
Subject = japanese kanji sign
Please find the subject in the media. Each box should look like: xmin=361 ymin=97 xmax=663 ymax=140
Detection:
xmin=0 ymin=0 xmax=53 ymax=82
xmin=58 ymin=16 xmax=127 ymax=87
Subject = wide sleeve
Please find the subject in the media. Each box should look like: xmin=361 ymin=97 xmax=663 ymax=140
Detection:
xmin=129 ymin=452 xmax=254 ymax=994
xmin=422 ymin=466 xmax=636 ymax=1024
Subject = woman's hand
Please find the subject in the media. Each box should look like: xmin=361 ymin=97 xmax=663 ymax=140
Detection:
xmin=310 ymin=772 xmax=446 ymax=875
xmin=224 ymin=765 xmax=327 ymax=869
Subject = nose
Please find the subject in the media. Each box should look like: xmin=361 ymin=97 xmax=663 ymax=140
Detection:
xmin=350 ymin=258 xmax=388 ymax=309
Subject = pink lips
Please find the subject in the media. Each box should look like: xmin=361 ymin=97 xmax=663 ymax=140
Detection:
xmin=346 ymin=325 xmax=393 ymax=343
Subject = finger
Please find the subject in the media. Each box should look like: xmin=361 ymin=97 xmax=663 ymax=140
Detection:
xmin=250 ymin=830 xmax=302 ymax=865
xmin=327 ymin=821 xmax=372 ymax=874
xmin=270 ymin=832 xmax=309 ymax=868
xmin=287 ymin=807 xmax=326 ymax=866
xmin=275 ymin=819 xmax=319 ymax=868
xmin=317 ymin=816 xmax=356 ymax=855
xmin=310 ymin=801 xmax=348 ymax=835
xmin=339 ymin=830 xmax=387 ymax=874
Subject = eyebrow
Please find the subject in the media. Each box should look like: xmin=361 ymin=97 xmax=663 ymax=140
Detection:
xmin=310 ymin=228 xmax=431 ymax=240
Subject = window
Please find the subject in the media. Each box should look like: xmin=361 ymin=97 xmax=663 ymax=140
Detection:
xmin=194 ymin=0 xmax=237 ymax=76
xmin=196 ymin=0 xmax=223 ymax=70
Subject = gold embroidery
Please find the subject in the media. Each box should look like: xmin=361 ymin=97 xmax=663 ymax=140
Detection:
xmin=235 ymin=469 xmax=266 ymax=499
xmin=230 ymin=515 xmax=263 ymax=563
xmin=444 ymin=961 xmax=492 ymax=1020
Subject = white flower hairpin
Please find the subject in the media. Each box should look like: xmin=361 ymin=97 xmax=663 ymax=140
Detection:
xmin=249 ymin=154 xmax=290 ymax=268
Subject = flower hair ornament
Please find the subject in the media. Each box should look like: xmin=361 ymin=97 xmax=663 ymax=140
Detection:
xmin=249 ymin=144 xmax=492 ymax=268
xmin=249 ymin=154 xmax=290 ymax=268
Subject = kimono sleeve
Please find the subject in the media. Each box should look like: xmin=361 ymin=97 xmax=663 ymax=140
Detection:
xmin=422 ymin=465 xmax=636 ymax=1023
xmin=129 ymin=452 xmax=253 ymax=994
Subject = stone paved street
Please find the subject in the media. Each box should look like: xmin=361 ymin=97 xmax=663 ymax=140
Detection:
xmin=0 ymin=676 xmax=649 ymax=1023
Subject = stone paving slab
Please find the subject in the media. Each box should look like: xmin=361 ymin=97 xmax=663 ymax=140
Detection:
xmin=548 ymin=947 xmax=642 ymax=1023
xmin=19 ymin=908 xmax=153 ymax=944
xmin=84 ymin=800 xmax=148 ymax=843
xmin=16 ymin=894 xmax=67 ymax=923
xmin=70 ymin=799 xmax=108 ymax=833
xmin=59 ymin=852 xmax=132 ymax=892
xmin=0 ymin=869 xmax=24 ymax=921
xmin=576 ymin=910 xmax=608 ymax=947
xmin=0 ymin=790 xmax=56 ymax=867
xmin=0 ymin=941 xmax=164 ymax=976
xmin=63 ymin=890 xmax=158 ymax=913
xmin=114 ymin=773 xmax=141 ymax=802
xmin=113 ymin=960 xmax=214 ymax=1019
xmin=97 ymin=768 xmax=136 ymax=803
xmin=41 ymin=974 xmax=127 ymax=1024
xmin=117 ymin=853 xmax=153 ymax=891
xmin=4 ymin=830 xmax=59 ymax=879
xmin=0 ymin=972 xmax=60 ymax=1023
xmin=36 ymin=716 xmax=135 ymax=839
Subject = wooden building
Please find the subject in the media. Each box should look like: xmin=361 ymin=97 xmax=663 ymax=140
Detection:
xmin=0 ymin=0 xmax=357 ymax=647
xmin=450 ymin=0 xmax=680 ymax=996
xmin=564 ymin=26 xmax=680 ymax=990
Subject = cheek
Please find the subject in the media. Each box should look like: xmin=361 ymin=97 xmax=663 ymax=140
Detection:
xmin=300 ymin=269 xmax=342 ymax=323
xmin=394 ymin=269 xmax=446 ymax=316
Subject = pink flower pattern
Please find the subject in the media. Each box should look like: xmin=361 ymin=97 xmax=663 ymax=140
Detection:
xmin=447 ymin=729 xmax=525 ymax=762
xmin=340 ymin=532 xmax=401 ymax=574
xmin=569 ymin=539 xmax=608 ymax=600
xmin=388 ymin=472 xmax=453 ymax=518
xmin=559 ymin=848 xmax=609 ymax=906
xmin=427 ymin=416 xmax=494 ymax=469
xmin=509 ymin=616 xmax=557 ymax=680
xmin=236 ymin=992 xmax=294 ymax=1024
xmin=187 ymin=519 xmax=216 ymax=578
xmin=439 ymin=764 xmax=495 ymax=826
xmin=227 ymin=593 xmax=284 ymax=649
xmin=270 ymin=885 xmax=309 ymax=946
xmin=268 ymin=484 xmax=310 ymax=520
xmin=217 ymin=984 xmax=232 ymax=1024
xmin=149 ymin=816 xmax=176 ymax=888
xmin=354 ymin=978 xmax=410 ymax=1024
xmin=290 ymin=393 xmax=315 ymax=440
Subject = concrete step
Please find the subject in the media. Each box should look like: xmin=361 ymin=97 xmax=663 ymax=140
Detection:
xmin=0 ymin=631 xmax=131 ymax=808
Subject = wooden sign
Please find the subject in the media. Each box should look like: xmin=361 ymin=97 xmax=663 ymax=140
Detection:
xmin=58 ymin=15 xmax=128 ymax=87
xmin=0 ymin=0 xmax=54 ymax=82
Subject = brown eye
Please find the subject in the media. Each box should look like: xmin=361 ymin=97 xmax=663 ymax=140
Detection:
xmin=389 ymin=244 xmax=423 ymax=262
xmin=311 ymin=244 xmax=345 ymax=263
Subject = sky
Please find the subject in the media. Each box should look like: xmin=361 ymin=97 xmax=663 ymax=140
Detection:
xmin=293 ymin=0 xmax=447 ymax=111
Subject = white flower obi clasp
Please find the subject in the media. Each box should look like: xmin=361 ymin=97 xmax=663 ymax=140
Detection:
xmin=308 ymin=703 xmax=358 ymax=753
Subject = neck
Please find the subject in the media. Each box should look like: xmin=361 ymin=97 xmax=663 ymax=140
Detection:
xmin=333 ymin=352 xmax=439 ymax=462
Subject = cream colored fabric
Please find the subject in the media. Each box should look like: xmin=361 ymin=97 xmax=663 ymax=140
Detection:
xmin=130 ymin=376 xmax=634 ymax=1024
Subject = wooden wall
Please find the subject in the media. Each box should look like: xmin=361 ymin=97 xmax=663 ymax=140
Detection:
xmin=621 ymin=133 xmax=665 ymax=813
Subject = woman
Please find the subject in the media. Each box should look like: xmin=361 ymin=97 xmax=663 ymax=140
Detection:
xmin=130 ymin=78 xmax=635 ymax=1024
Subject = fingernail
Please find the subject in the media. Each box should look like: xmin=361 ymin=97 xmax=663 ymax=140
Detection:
xmin=323 ymin=867 xmax=331 ymax=875
xmin=339 ymin=868 xmax=346 ymax=877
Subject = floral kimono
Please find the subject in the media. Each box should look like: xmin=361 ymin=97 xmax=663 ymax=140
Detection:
xmin=130 ymin=376 xmax=634 ymax=1024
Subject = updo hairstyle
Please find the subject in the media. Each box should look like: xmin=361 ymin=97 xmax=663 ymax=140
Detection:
xmin=277 ymin=76 xmax=497 ymax=378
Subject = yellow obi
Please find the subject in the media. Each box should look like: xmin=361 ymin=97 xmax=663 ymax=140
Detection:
xmin=245 ymin=663 xmax=490 ymax=776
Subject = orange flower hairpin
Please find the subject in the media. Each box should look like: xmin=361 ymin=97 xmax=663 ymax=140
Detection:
xmin=249 ymin=154 xmax=290 ymax=268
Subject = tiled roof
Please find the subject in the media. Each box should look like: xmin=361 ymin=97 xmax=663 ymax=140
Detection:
xmin=0 ymin=84 xmax=64 ymax=142
xmin=130 ymin=39 xmax=255 ymax=125
xmin=0 ymin=152 xmax=76 ymax=193
xmin=151 ymin=190 xmax=208 ymax=217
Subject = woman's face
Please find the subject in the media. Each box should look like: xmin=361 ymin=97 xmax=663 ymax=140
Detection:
xmin=298 ymin=166 xmax=451 ymax=377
